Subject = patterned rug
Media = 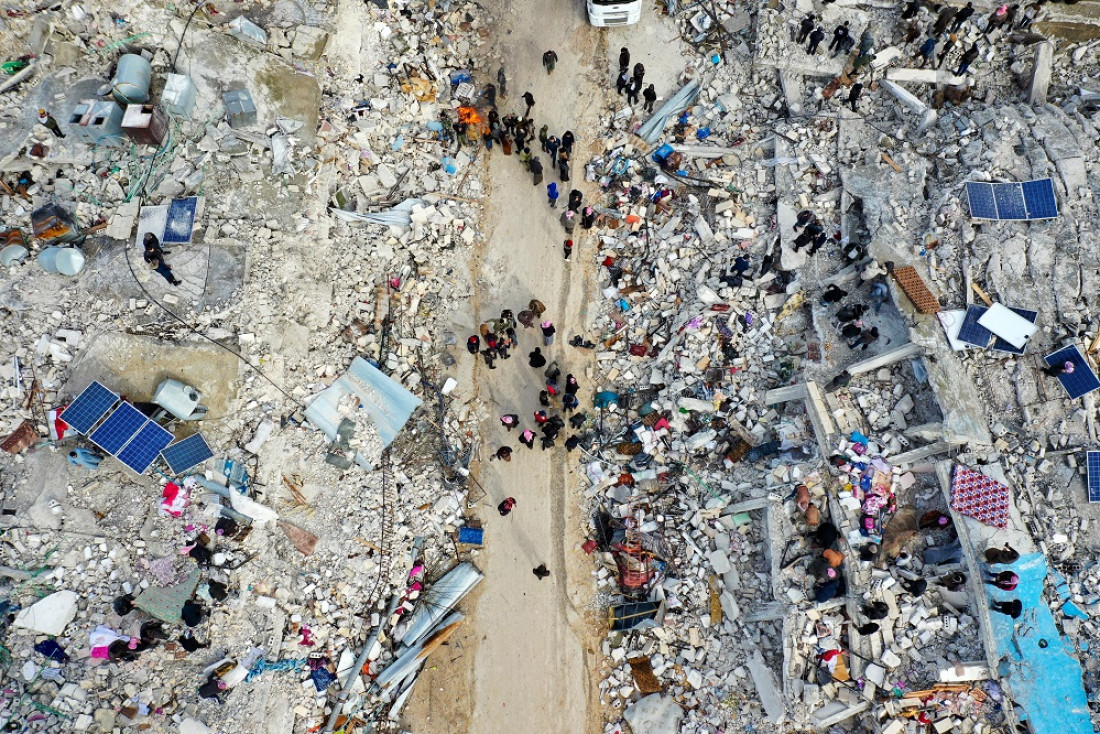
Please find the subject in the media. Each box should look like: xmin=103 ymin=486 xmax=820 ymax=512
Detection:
xmin=950 ymin=465 xmax=1011 ymax=529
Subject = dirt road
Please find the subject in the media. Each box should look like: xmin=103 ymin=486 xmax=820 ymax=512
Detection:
xmin=402 ymin=0 xmax=609 ymax=732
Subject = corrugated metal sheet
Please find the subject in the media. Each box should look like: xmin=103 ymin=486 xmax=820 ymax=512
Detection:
xmin=304 ymin=356 xmax=423 ymax=470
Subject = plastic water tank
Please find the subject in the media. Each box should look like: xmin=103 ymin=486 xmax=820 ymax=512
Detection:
xmin=55 ymin=248 xmax=86 ymax=276
xmin=0 ymin=245 xmax=28 ymax=267
xmin=37 ymin=246 xmax=62 ymax=273
xmin=112 ymin=54 xmax=152 ymax=105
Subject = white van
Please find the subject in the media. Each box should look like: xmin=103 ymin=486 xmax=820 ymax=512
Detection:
xmin=587 ymin=0 xmax=642 ymax=26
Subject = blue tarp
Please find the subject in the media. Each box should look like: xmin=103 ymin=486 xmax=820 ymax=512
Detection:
xmin=304 ymin=356 xmax=423 ymax=469
xmin=987 ymin=553 xmax=1091 ymax=734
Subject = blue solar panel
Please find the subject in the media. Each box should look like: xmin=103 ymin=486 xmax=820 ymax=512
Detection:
xmin=994 ymin=183 xmax=1027 ymax=220
xmin=162 ymin=197 xmax=198 ymax=244
xmin=1046 ymin=345 xmax=1100 ymax=400
xmin=966 ymin=183 xmax=997 ymax=219
xmin=1086 ymin=451 xmax=1100 ymax=503
xmin=89 ymin=403 xmax=148 ymax=455
xmin=992 ymin=308 xmax=1038 ymax=355
xmin=966 ymin=179 xmax=1058 ymax=221
xmin=957 ymin=305 xmax=993 ymax=348
xmin=160 ymin=433 xmax=214 ymax=475
xmin=116 ymin=421 xmax=174 ymax=474
xmin=60 ymin=381 xmax=119 ymax=434
xmin=1022 ymin=179 xmax=1058 ymax=220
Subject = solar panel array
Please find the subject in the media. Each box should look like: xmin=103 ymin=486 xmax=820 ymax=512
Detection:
xmin=60 ymin=381 xmax=119 ymax=434
xmin=89 ymin=402 xmax=147 ymax=455
xmin=992 ymin=308 xmax=1038 ymax=355
xmin=160 ymin=433 xmax=214 ymax=475
xmin=1046 ymin=345 xmax=1100 ymax=400
xmin=61 ymin=380 xmax=214 ymax=475
xmin=966 ymin=178 xmax=1059 ymax=221
xmin=1087 ymin=451 xmax=1100 ymax=503
xmin=957 ymin=305 xmax=993 ymax=348
xmin=117 ymin=422 xmax=174 ymax=474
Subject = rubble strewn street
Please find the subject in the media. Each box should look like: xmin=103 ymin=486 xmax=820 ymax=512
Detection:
xmin=2 ymin=0 xmax=1100 ymax=732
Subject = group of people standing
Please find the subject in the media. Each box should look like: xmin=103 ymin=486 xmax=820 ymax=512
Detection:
xmin=613 ymin=48 xmax=658 ymax=113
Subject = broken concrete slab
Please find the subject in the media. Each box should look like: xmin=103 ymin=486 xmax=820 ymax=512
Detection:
xmin=13 ymin=590 xmax=79 ymax=635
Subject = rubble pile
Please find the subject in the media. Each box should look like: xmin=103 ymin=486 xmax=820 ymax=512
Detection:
xmin=0 ymin=0 xmax=501 ymax=731
xmin=579 ymin=0 xmax=1100 ymax=731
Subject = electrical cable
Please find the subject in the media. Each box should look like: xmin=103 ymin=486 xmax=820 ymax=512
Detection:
xmin=171 ymin=0 xmax=206 ymax=74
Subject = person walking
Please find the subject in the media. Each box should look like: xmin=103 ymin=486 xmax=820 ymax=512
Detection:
xmin=829 ymin=21 xmax=850 ymax=53
xmin=547 ymin=181 xmax=560 ymax=208
xmin=37 ymin=109 xmax=65 ymax=138
xmin=626 ymin=77 xmax=641 ymax=105
xmin=561 ymin=131 xmax=575 ymax=155
xmin=489 ymin=446 xmax=513 ymax=462
xmin=567 ymin=189 xmax=582 ymax=211
xmin=557 ymin=149 xmax=570 ymax=182
xmin=562 ymin=393 xmax=579 ymax=412
xmin=530 ymin=156 xmax=544 ymax=185
xmin=529 ymin=346 xmax=547 ymax=368
xmin=937 ymin=33 xmax=958 ymax=67
xmin=933 ymin=5 xmax=957 ymax=35
xmin=858 ymin=29 xmax=874 ymax=57
xmin=848 ymin=82 xmax=863 ymax=112
xmin=68 ymin=447 xmax=104 ymax=470
xmin=541 ymin=320 xmax=556 ymax=346
xmin=615 ymin=69 xmax=630 ymax=95
xmin=500 ymin=414 xmax=519 ymax=430
xmin=538 ymin=124 xmax=549 ymax=150
xmin=795 ymin=209 xmax=816 ymax=229
xmin=632 ymin=62 xmax=645 ymax=85
xmin=984 ymin=3 xmax=1010 ymax=34
xmin=545 ymin=135 xmax=560 ymax=161
xmin=955 ymin=44 xmax=979 ymax=75
xmin=914 ymin=36 xmax=936 ymax=67
xmin=563 ymin=239 xmax=573 ymax=261
xmin=807 ymin=26 xmax=826 ymax=54
xmin=561 ymin=210 xmax=577 ymax=235
xmin=497 ymin=65 xmax=507 ymax=99
xmin=618 ymin=47 xmax=630 ymax=72
xmin=542 ymin=50 xmax=558 ymax=74
xmin=642 ymin=84 xmax=657 ymax=113
xmin=522 ymin=91 xmax=535 ymax=117
xmin=519 ymin=429 xmax=536 ymax=449
xmin=498 ymin=497 xmax=516 ymax=516
xmin=466 ymin=335 xmax=480 ymax=354
xmin=951 ymin=1 xmax=975 ymax=31
xmin=797 ymin=14 xmax=815 ymax=43
xmin=532 ymin=564 xmax=551 ymax=579
xmin=851 ymin=52 xmax=876 ymax=74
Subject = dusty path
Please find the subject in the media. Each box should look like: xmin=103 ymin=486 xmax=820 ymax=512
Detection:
xmin=403 ymin=0 xmax=607 ymax=732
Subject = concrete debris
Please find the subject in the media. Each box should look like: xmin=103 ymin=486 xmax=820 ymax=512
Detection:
xmin=1 ymin=0 xmax=1100 ymax=732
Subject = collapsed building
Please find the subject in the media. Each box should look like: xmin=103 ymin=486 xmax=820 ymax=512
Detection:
xmin=2 ymin=0 xmax=1100 ymax=733
xmin=577 ymin=2 xmax=1100 ymax=734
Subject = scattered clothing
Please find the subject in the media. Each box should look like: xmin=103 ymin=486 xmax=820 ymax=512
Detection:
xmin=68 ymin=447 xmax=104 ymax=470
